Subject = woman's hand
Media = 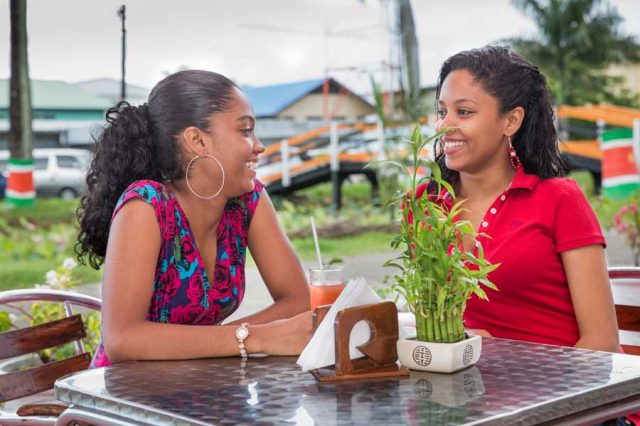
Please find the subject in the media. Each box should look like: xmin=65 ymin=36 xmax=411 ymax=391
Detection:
xmin=465 ymin=328 xmax=492 ymax=337
xmin=257 ymin=311 xmax=314 ymax=356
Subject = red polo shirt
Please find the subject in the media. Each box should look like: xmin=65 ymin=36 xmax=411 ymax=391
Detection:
xmin=416 ymin=168 xmax=606 ymax=347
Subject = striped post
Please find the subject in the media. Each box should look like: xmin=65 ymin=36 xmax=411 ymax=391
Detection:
xmin=5 ymin=157 xmax=35 ymax=206
xmin=601 ymin=128 xmax=640 ymax=199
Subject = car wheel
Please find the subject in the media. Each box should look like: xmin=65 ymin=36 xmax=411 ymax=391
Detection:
xmin=59 ymin=188 xmax=78 ymax=200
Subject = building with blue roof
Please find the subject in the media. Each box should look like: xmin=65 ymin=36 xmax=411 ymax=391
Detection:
xmin=243 ymin=77 xmax=374 ymax=145
xmin=243 ymin=77 xmax=373 ymax=120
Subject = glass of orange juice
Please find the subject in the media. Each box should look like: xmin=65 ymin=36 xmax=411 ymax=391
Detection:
xmin=309 ymin=266 xmax=345 ymax=310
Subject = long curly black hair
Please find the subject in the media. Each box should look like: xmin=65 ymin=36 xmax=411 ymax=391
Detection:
xmin=75 ymin=70 xmax=238 ymax=269
xmin=434 ymin=45 xmax=568 ymax=184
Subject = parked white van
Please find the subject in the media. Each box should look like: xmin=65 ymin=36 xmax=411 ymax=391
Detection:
xmin=0 ymin=148 xmax=92 ymax=199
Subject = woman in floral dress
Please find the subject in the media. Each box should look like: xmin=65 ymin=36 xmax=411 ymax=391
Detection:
xmin=76 ymin=70 xmax=312 ymax=366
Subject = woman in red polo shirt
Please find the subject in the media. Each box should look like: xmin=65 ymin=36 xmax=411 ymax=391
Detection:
xmin=425 ymin=45 xmax=620 ymax=353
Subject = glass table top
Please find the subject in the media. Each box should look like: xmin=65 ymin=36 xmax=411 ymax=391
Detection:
xmin=56 ymin=338 xmax=640 ymax=425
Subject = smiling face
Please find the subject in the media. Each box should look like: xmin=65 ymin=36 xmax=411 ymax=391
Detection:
xmin=201 ymin=87 xmax=265 ymax=198
xmin=435 ymin=69 xmax=512 ymax=175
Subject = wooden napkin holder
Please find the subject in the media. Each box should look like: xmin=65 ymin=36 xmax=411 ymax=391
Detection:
xmin=310 ymin=301 xmax=409 ymax=382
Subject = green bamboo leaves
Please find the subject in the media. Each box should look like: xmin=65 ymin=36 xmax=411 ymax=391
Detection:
xmin=369 ymin=124 xmax=499 ymax=343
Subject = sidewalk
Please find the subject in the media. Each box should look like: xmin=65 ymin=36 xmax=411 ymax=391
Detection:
xmin=78 ymin=229 xmax=634 ymax=321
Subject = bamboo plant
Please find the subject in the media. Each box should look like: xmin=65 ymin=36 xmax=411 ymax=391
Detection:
xmin=371 ymin=124 xmax=499 ymax=343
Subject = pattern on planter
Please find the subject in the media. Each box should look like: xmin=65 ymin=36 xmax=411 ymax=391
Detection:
xmin=413 ymin=346 xmax=432 ymax=366
xmin=463 ymin=345 xmax=474 ymax=365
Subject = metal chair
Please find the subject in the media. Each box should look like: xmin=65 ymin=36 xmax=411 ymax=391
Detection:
xmin=0 ymin=289 xmax=101 ymax=426
xmin=609 ymin=266 xmax=640 ymax=356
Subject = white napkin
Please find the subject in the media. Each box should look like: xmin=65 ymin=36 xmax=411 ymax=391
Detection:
xmin=296 ymin=277 xmax=411 ymax=371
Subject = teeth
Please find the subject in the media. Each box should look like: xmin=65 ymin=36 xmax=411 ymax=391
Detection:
xmin=443 ymin=141 xmax=464 ymax=148
xmin=246 ymin=161 xmax=258 ymax=171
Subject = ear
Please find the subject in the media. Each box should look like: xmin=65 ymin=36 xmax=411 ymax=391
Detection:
xmin=504 ymin=106 xmax=525 ymax=138
xmin=181 ymin=126 xmax=206 ymax=156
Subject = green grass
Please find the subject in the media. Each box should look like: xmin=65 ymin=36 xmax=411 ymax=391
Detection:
xmin=290 ymin=231 xmax=395 ymax=261
xmin=0 ymin=198 xmax=93 ymax=290
xmin=272 ymin=180 xmax=377 ymax=209
xmin=2 ymin=232 xmax=394 ymax=289
xmin=0 ymin=259 xmax=102 ymax=291
xmin=300 ymin=180 xmax=375 ymax=201
xmin=0 ymin=198 xmax=79 ymax=227
xmin=245 ymin=231 xmax=395 ymax=267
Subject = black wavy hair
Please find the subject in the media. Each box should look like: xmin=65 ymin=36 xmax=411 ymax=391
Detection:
xmin=434 ymin=45 xmax=568 ymax=183
xmin=76 ymin=70 xmax=238 ymax=269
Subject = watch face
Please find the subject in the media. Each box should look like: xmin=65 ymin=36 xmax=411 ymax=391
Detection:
xmin=236 ymin=327 xmax=249 ymax=340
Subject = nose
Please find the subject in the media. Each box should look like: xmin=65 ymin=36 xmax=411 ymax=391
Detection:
xmin=435 ymin=112 xmax=459 ymax=136
xmin=254 ymin=137 xmax=265 ymax=154
xmin=436 ymin=114 xmax=453 ymax=133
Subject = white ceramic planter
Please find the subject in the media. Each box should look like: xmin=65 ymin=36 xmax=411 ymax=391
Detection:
xmin=397 ymin=335 xmax=482 ymax=373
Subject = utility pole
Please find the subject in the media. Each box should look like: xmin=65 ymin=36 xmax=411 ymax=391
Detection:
xmin=117 ymin=5 xmax=126 ymax=101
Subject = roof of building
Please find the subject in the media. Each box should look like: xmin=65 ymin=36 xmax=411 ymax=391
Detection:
xmin=75 ymin=78 xmax=150 ymax=106
xmin=0 ymin=79 xmax=110 ymax=110
xmin=243 ymin=78 xmax=371 ymax=118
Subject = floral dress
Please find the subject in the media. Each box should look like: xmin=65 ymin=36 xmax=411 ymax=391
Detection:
xmin=91 ymin=179 xmax=263 ymax=367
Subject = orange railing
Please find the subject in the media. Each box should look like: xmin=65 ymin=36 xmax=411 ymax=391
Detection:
xmin=557 ymin=104 xmax=640 ymax=128
xmin=262 ymin=122 xmax=377 ymax=161
xmin=259 ymin=121 xmax=437 ymax=187
xmin=559 ymin=139 xmax=601 ymax=160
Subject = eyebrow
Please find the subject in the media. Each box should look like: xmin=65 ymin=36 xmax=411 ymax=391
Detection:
xmin=438 ymin=98 xmax=478 ymax=105
xmin=236 ymin=115 xmax=255 ymax=125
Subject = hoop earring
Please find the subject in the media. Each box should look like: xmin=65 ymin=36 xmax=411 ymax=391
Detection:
xmin=508 ymin=136 xmax=522 ymax=170
xmin=185 ymin=154 xmax=225 ymax=200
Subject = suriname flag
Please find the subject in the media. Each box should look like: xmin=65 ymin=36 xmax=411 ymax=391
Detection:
xmin=5 ymin=157 xmax=35 ymax=206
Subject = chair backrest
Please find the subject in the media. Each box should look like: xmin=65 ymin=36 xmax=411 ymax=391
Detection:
xmin=608 ymin=267 xmax=640 ymax=356
xmin=0 ymin=289 xmax=102 ymax=402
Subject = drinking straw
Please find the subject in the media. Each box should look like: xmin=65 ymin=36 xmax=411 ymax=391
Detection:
xmin=310 ymin=216 xmax=323 ymax=269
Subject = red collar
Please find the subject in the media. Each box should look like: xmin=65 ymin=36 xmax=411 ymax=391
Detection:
xmin=431 ymin=168 xmax=540 ymax=205
xmin=509 ymin=167 xmax=541 ymax=192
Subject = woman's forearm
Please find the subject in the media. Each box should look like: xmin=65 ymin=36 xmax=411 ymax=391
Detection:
xmin=226 ymin=293 xmax=309 ymax=325
xmin=104 ymin=321 xmax=262 ymax=363
xmin=574 ymin=333 xmax=621 ymax=353
xmin=105 ymin=310 xmax=313 ymax=363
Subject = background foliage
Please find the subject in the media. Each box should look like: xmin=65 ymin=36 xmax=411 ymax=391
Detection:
xmin=507 ymin=0 xmax=640 ymax=106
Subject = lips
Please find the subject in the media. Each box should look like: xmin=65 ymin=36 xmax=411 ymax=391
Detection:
xmin=441 ymin=139 xmax=466 ymax=155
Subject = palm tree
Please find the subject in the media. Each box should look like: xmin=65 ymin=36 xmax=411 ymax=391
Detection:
xmin=7 ymin=0 xmax=34 ymax=206
xmin=507 ymin=0 xmax=640 ymax=106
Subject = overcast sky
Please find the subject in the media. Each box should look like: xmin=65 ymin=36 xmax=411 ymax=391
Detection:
xmin=0 ymin=0 xmax=639 ymax=95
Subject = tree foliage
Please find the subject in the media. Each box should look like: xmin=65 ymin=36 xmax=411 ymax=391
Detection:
xmin=506 ymin=0 xmax=640 ymax=106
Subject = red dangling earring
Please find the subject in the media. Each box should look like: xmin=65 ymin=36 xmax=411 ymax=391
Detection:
xmin=508 ymin=136 xmax=522 ymax=170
